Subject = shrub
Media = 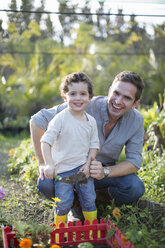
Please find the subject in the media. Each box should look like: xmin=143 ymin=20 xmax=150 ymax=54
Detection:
xmin=139 ymin=149 xmax=165 ymax=204
xmin=8 ymin=138 xmax=38 ymax=190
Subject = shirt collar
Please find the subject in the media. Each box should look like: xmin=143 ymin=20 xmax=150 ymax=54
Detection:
xmin=101 ymin=97 xmax=109 ymax=123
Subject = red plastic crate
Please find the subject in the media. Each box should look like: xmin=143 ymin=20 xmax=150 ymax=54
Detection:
xmin=2 ymin=218 xmax=134 ymax=248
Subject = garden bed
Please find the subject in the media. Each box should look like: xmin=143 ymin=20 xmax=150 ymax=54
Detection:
xmin=2 ymin=218 xmax=134 ymax=248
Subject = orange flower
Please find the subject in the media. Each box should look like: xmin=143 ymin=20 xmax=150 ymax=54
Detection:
xmin=9 ymin=149 xmax=14 ymax=157
xmin=50 ymin=245 xmax=61 ymax=248
xmin=19 ymin=238 xmax=32 ymax=248
xmin=121 ymin=235 xmax=128 ymax=245
xmin=112 ymin=239 xmax=118 ymax=248
xmin=112 ymin=208 xmax=121 ymax=218
xmin=31 ymin=155 xmax=36 ymax=160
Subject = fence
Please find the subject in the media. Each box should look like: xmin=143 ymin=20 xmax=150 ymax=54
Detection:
xmin=2 ymin=218 xmax=135 ymax=248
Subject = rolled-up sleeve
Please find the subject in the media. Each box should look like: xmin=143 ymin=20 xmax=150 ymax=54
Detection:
xmin=125 ymin=116 xmax=144 ymax=169
xmin=30 ymin=103 xmax=67 ymax=130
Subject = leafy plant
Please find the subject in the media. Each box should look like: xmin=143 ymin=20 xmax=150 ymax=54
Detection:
xmin=78 ymin=242 xmax=94 ymax=248
xmin=139 ymin=149 xmax=165 ymax=204
xmin=13 ymin=221 xmax=55 ymax=246
xmin=98 ymin=203 xmax=165 ymax=248
xmin=7 ymin=138 xmax=38 ymax=190
xmin=141 ymin=102 xmax=159 ymax=132
xmin=139 ymin=94 xmax=165 ymax=204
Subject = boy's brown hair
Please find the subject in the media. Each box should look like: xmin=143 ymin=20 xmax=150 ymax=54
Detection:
xmin=60 ymin=72 xmax=94 ymax=99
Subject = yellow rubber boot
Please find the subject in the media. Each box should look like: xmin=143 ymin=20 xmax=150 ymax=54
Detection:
xmin=54 ymin=214 xmax=67 ymax=227
xmin=83 ymin=210 xmax=97 ymax=224
xmin=83 ymin=210 xmax=99 ymax=238
xmin=54 ymin=214 xmax=67 ymax=243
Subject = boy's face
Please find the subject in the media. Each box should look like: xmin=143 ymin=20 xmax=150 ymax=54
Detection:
xmin=63 ymin=82 xmax=90 ymax=113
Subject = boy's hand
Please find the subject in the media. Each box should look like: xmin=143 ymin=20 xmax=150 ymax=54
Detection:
xmin=79 ymin=164 xmax=90 ymax=178
xmin=43 ymin=165 xmax=55 ymax=179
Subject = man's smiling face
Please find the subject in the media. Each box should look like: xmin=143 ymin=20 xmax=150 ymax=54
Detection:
xmin=107 ymin=81 xmax=140 ymax=121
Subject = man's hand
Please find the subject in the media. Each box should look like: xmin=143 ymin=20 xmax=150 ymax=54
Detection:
xmin=90 ymin=158 xmax=105 ymax=180
xmin=43 ymin=165 xmax=55 ymax=179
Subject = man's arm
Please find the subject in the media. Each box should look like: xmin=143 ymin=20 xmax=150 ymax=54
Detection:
xmin=90 ymin=110 xmax=144 ymax=179
xmin=41 ymin=142 xmax=55 ymax=180
xmin=90 ymin=160 xmax=138 ymax=180
xmin=30 ymin=119 xmax=45 ymax=165
xmin=30 ymin=119 xmax=46 ymax=180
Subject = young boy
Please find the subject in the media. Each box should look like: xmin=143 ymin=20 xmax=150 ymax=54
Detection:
xmin=40 ymin=72 xmax=99 ymax=227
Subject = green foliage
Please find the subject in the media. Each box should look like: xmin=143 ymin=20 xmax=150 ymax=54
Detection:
xmin=141 ymin=102 xmax=159 ymax=131
xmin=99 ymin=203 xmax=165 ymax=248
xmin=13 ymin=221 xmax=54 ymax=245
xmin=0 ymin=3 xmax=165 ymax=128
xmin=2 ymin=116 xmax=29 ymax=129
xmin=78 ymin=242 xmax=94 ymax=248
xmin=7 ymin=139 xmax=38 ymax=190
xmin=106 ymin=228 xmax=116 ymax=239
xmin=139 ymin=95 xmax=165 ymax=204
xmin=139 ymin=149 xmax=165 ymax=204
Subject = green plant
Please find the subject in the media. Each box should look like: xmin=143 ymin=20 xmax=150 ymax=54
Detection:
xmin=7 ymin=138 xmax=39 ymax=190
xmin=98 ymin=203 xmax=165 ymax=248
xmin=139 ymin=149 xmax=165 ymax=204
xmin=78 ymin=242 xmax=94 ymax=248
xmin=140 ymin=102 xmax=159 ymax=132
xmin=13 ymin=221 xmax=55 ymax=246
xmin=141 ymin=91 xmax=165 ymax=149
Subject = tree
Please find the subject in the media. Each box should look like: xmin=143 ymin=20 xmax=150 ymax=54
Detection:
xmin=7 ymin=0 xmax=34 ymax=35
xmin=44 ymin=15 xmax=54 ymax=39
xmin=58 ymin=1 xmax=78 ymax=44
xmin=8 ymin=0 xmax=18 ymax=24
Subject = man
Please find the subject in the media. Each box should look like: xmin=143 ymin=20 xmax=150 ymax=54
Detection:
xmin=30 ymin=71 xmax=145 ymax=209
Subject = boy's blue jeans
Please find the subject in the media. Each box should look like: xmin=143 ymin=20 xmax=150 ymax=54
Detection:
xmin=38 ymin=165 xmax=96 ymax=215
xmin=37 ymin=166 xmax=145 ymax=205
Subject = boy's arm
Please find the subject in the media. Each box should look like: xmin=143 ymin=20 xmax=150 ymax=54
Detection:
xmin=86 ymin=148 xmax=98 ymax=167
xmin=41 ymin=142 xmax=55 ymax=180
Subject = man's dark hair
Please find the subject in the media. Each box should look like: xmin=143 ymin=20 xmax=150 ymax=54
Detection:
xmin=113 ymin=71 xmax=144 ymax=101
xmin=60 ymin=72 xmax=94 ymax=99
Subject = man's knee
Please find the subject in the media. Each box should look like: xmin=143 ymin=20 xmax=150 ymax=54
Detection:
xmin=108 ymin=175 xmax=145 ymax=204
xmin=132 ymin=178 xmax=145 ymax=199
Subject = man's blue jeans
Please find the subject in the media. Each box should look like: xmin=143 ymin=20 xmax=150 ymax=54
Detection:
xmin=94 ymin=174 xmax=145 ymax=204
xmin=37 ymin=172 xmax=145 ymax=204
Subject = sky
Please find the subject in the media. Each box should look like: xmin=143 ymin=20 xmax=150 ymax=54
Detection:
xmin=0 ymin=0 xmax=165 ymax=34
